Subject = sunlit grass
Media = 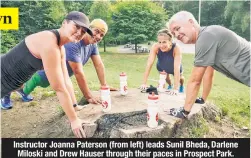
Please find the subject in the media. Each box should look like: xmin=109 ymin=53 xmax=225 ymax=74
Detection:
xmin=29 ymin=46 xmax=249 ymax=128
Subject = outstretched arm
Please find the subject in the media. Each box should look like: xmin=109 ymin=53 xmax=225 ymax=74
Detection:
xmin=184 ymin=66 xmax=207 ymax=111
xmin=61 ymin=46 xmax=78 ymax=105
xmin=201 ymin=66 xmax=214 ymax=101
xmin=41 ymin=46 xmax=77 ymax=122
xmin=141 ymin=44 xmax=158 ymax=89
xmin=69 ymin=61 xmax=101 ymax=104
xmin=40 ymin=41 xmax=84 ymax=138
xmin=170 ymin=66 xmax=207 ymax=119
xmin=91 ymin=53 xmax=117 ymax=91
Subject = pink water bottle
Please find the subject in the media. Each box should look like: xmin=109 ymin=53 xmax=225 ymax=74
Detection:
xmin=120 ymin=72 xmax=128 ymax=95
xmin=157 ymin=71 xmax=167 ymax=92
xmin=100 ymin=85 xmax=111 ymax=112
xmin=147 ymin=92 xmax=159 ymax=128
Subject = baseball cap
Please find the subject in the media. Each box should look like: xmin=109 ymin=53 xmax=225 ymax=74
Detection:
xmin=65 ymin=11 xmax=93 ymax=36
xmin=90 ymin=19 xmax=108 ymax=34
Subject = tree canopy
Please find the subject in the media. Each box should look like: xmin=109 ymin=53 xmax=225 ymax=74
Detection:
xmin=111 ymin=1 xmax=167 ymax=52
xmin=1 ymin=0 xmax=250 ymax=54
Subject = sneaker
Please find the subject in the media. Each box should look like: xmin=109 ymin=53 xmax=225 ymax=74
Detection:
xmin=195 ymin=97 xmax=205 ymax=104
xmin=179 ymin=85 xmax=184 ymax=93
xmin=16 ymin=89 xmax=33 ymax=102
xmin=1 ymin=93 xmax=12 ymax=110
xmin=170 ymin=107 xmax=189 ymax=119
xmin=167 ymin=85 xmax=173 ymax=90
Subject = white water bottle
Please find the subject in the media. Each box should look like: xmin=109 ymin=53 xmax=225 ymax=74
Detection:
xmin=100 ymin=85 xmax=111 ymax=112
xmin=147 ymin=92 xmax=159 ymax=128
xmin=120 ymin=72 xmax=128 ymax=95
xmin=157 ymin=71 xmax=167 ymax=92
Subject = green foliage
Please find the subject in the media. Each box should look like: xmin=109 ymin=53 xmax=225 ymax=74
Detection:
xmin=111 ymin=1 xmax=168 ymax=49
xmin=116 ymin=33 xmax=127 ymax=45
xmin=41 ymin=91 xmax=56 ymax=99
xmin=89 ymin=1 xmax=112 ymax=52
xmin=164 ymin=1 xmax=250 ymax=40
xmin=1 ymin=1 xmax=67 ymax=53
xmin=164 ymin=1 xmax=227 ymax=26
xmin=28 ymin=101 xmax=39 ymax=107
xmin=1 ymin=31 xmax=17 ymax=53
xmin=89 ymin=1 xmax=112 ymax=22
xmin=47 ymin=1 xmax=66 ymax=23
xmin=221 ymin=106 xmax=229 ymax=116
xmin=164 ymin=1 xmax=199 ymax=20
xmin=214 ymin=116 xmax=221 ymax=123
xmin=200 ymin=1 xmax=227 ymax=26
xmin=63 ymin=1 xmax=93 ymax=15
xmin=224 ymin=1 xmax=250 ymax=40
xmin=189 ymin=118 xmax=209 ymax=138
xmin=1 ymin=1 xmax=249 ymax=54
xmin=56 ymin=104 xmax=65 ymax=116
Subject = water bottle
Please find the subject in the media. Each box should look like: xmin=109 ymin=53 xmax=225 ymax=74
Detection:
xmin=147 ymin=92 xmax=159 ymax=128
xmin=100 ymin=85 xmax=111 ymax=112
xmin=120 ymin=72 xmax=128 ymax=95
xmin=157 ymin=71 xmax=167 ymax=92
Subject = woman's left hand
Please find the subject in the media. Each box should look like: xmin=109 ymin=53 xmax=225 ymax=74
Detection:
xmin=166 ymin=89 xmax=178 ymax=95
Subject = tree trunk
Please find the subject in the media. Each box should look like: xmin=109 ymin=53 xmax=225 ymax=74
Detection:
xmin=103 ymin=39 xmax=106 ymax=52
xmin=135 ymin=41 xmax=138 ymax=53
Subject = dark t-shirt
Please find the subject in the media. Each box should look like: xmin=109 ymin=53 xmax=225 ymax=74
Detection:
xmin=64 ymin=40 xmax=99 ymax=76
xmin=195 ymin=25 xmax=250 ymax=86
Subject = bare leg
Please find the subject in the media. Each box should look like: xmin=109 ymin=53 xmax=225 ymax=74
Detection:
xmin=165 ymin=73 xmax=172 ymax=86
xmin=180 ymin=75 xmax=185 ymax=86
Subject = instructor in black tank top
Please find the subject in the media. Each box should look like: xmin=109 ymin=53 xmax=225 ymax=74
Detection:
xmin=1 ymin=11 xmax=93 ymax=138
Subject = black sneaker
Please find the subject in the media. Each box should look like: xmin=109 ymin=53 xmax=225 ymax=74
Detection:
xmin=146 ymin=85 xmax=158 ymax=95
xmin=170 ymin=107 xmax=189 ymax=119
xmin=195 ymin=97 xmax=205 ymax=104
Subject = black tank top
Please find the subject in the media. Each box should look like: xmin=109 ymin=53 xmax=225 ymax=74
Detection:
xmin=156 ymin=43 xmax=183 ymax=74
xmin=1 ymin=30 xmax=61 ymax=97
xmin=50 ymin=29 xmax=60 ymax=45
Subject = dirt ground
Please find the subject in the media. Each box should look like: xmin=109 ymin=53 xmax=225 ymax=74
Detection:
xmin=1 ymin=95 xmax=250 ymax=138
xmin=1 ymin=95 xmax=64 ymax=138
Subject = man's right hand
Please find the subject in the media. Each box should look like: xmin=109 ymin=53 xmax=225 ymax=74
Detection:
xmin=87 ymin=96 xmax=101 ymax=104
xmin=70 ymin=118 xmax=86 ymax=138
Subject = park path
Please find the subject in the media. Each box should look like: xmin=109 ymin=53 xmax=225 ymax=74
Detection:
xmin=118 ymin=40 xmax=195 ymax=54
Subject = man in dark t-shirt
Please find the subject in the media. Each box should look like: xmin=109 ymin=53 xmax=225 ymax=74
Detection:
xmin=167 ymin=11 xmax=250 ymax=118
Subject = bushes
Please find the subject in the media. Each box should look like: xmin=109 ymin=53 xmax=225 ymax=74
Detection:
xmin=1 ymin=31 xmax=17 ymax=54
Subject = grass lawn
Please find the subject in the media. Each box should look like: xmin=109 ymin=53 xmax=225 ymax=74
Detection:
xmin=71 ymin=47 xmax=250 ymax=128
xmin=27 ymin=46 xmax=249 ymax=128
